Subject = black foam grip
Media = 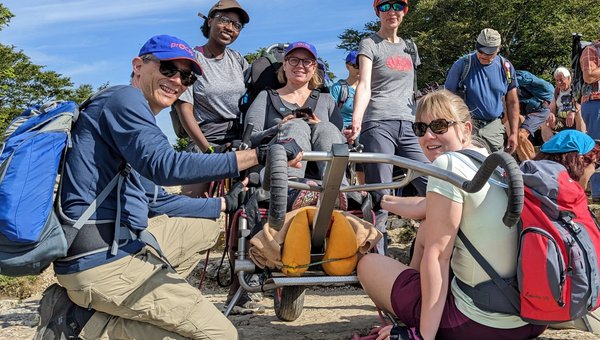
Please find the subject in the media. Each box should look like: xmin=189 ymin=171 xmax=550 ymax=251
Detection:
xmin=461 ymin=152 xmax=524 ymax=227
xmin=264 ymin=144 xmax=288 ymax=231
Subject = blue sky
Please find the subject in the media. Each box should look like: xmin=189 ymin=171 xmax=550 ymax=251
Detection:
xmin=0 ymin=0 xmax=376 ymax=143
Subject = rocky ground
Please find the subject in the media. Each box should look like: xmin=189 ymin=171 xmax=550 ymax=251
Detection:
xmin=1 ymin=215 xmax=599 ymax=339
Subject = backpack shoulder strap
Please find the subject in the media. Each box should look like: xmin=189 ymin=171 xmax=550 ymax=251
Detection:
xmin=267 ymin=88 xmax=320 ymax=116
xmin=232 ymin=49 xmax=245 ymax=68
xmin=79 ymin=87 xmax=113 ymax=111
xmin=458 ymin=54 xmax=473 ymax=89
xmin=456 ymin=229 xmax=521 ymax=312
xmin=499 ymin=56 xmax=513 ymax=85
xmin=337 ymin=80 xmax=349 ymax=108
xmin=267 ymin=88 xmax=292 ymax=116
xmin=305 ymin=89 xmax=320 ymax=111
xmin=404 ymin=38 xmax=418 ymax=95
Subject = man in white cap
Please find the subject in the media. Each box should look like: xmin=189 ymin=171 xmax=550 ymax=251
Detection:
xmin=445 ymin=28 xmax=520 ymax=154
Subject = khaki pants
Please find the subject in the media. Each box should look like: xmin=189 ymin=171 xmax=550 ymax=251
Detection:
xmin=472 ymin=118 xmax=505 ymax=152
xmin=57 ymin=215 xmax=236 ymax=340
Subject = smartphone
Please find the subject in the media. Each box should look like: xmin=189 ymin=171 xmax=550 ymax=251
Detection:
xmin=294 ymin=108 xmax=314 ymax=120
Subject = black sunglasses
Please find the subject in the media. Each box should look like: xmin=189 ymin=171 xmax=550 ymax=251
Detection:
xmin=412 ymin=119 xmax=457 ymax=137
xmin=377 ymin=2 xmax=406 ymax=13
xmin=158 ymin=60 xmax=198 ymax=86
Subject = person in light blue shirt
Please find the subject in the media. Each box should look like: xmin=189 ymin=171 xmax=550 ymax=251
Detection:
xmin=330 ymin=51 xmax=359 ymax=127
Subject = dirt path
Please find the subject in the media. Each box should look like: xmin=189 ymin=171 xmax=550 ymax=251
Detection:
xmin=1 ymin=253 xmax=599 ymax=339
xmin=1 ymin=284 xmax=598 ymax=339
xmin=1 ymin=217 xmax=599 ymax=339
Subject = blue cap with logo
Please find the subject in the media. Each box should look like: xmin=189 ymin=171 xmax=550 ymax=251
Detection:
xmin=345 ymin=51 xmax=358 ymax=65
xmin=540 ymin=130 xmax=595 ymax=155
xmin=284 ymin=41 xmax=318 ymax=59
xmin=139 ymin=35 xmax=203 ymax=75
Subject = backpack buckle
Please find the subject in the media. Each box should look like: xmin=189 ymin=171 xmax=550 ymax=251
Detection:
xmin=120 ymin=163 xmax=132 ymax=176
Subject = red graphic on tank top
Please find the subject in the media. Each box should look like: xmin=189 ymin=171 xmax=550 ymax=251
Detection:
xmin=386 ymin=55 xmax=413 ymax=71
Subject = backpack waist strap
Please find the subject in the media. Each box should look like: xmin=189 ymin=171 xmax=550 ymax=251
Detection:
xmin=455 ymin=277 xmax=520 ymax=315
xmin=61 ymin=222 xmax=138 ymax=260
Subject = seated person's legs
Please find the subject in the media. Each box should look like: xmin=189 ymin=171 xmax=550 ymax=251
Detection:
xmin=310 ymin=121 xmax=347 ymax=178
xmin=278 ymin=119 xmax=312 ymax=178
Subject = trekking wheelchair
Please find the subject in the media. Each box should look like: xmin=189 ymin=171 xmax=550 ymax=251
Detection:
xmin=224 ymin=143 xmax=523 ymax=321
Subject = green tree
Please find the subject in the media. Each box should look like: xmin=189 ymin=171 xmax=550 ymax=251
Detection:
xmin=0 ymin=5 xmax=98 ymax=133
xmin=338 ymin=0 xmax=600 ymax=85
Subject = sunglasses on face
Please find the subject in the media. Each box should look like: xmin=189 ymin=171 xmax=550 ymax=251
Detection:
xmin=213 ymin=14 xmax=243 ymax=31
xmin=285 ymin=57 xmax=317 ymax=68
xmin=476 ymin=49 xmax=497 ymax=57
xmin=157 ymin=60 xmax=198 ymax=86
xmin=412 ymin=119 xmax=457 ymax=137
xmin=377 ymin=1 xmax=406 ymax=13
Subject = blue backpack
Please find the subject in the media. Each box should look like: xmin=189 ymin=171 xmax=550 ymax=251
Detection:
xmin=0 ymin=95 xmax=127 ymax=276
xmin=515 ymin=70 xmax=555 ymax=113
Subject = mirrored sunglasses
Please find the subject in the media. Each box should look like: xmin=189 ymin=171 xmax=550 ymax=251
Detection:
xmin=377 ymin=1 xmax=406 ymax=13
xmin=412 ymin=119 xmax=457 ymax=137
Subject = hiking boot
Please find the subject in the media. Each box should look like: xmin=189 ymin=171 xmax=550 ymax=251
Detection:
xmin=224 ymin=290 xmax=266 ymax=315
xmin=35 ymin=284 xmax=80 ymax=340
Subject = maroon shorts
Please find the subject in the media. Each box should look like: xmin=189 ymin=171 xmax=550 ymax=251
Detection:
xmin=390 ymin=269 xmax=546 ymax=340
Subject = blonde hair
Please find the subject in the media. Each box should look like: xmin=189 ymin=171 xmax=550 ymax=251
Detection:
xmin=416 ymin=89 xmax=473 ymax=144
xmin=277 ymin=63 xmax=323 ymax=90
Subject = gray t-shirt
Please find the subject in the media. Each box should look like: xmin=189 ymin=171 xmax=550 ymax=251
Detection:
xmin=359 ymin=33 xmax=420 ymax=122
xmin=179 ymin=47 xmax=249 ymax=124
xmin=244 ymin=89 xmax=343 ymax=146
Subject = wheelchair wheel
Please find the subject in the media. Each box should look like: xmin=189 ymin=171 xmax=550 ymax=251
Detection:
xmin=274 ymin=286 xmax=306 ymax=321
xmin=263 ymin=144 xmax=288 ymax=231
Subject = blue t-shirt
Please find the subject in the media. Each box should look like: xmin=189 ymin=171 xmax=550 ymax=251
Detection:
xmin=56 ymin=85 xmax=239 ymax=274
xmin=330 ymin=80 xmax=356 ymax=127
xmin=445 ymin=54 xmax=518 ymax=121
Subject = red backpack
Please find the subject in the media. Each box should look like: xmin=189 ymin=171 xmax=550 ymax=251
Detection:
xmin=456 ymin=154 xmax=600 ymax=324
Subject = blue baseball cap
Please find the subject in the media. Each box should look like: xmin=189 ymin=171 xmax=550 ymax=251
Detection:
xmin=540 ymin=130 xmax=595 ymax=155
xmin=138 ymin=35 xmax=203 ymax=75
xmin=284 ymin=41 xmax=318 ymax=59
xmin=345 ymin=51 xmax=358 ymax=65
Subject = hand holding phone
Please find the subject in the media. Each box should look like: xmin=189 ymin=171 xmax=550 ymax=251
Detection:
xmin=293 ymin=107 xmax=314 ymax=120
